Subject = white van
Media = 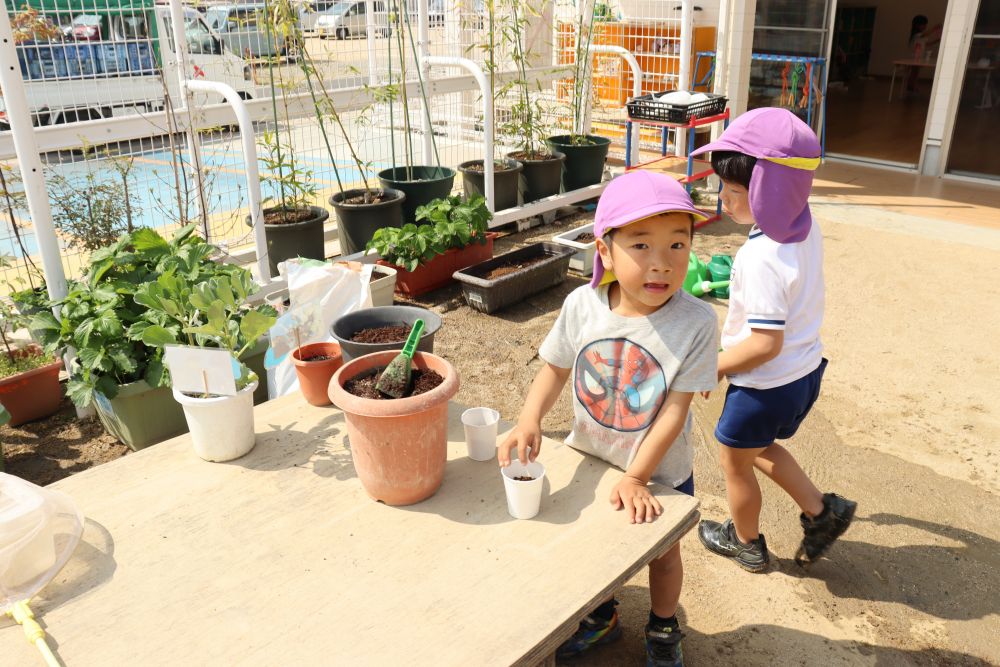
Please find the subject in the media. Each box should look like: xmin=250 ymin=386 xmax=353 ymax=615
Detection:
xmin=314 ymin=1 xmax=389 ymax=40
xmin=204 ymin=3 xmax=288 ymax=59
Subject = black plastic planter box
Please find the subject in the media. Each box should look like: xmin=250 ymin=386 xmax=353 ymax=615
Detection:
xmin=453 ymin=242 xmax=575 ymax=314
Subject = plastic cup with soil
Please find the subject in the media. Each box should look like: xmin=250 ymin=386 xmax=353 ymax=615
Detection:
xmin=461 ymin=407 xmax=500 ymax=461
xmin=501 ymin=459 xmax=546 ymax=520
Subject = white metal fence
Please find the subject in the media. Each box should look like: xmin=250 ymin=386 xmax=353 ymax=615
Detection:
xmin=0 ymin=0 xmax=705 ymax=295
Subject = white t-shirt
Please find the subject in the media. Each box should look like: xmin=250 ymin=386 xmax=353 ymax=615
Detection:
xmin=722 ymin=221 xmax=824 ymax=389
xmin=539 ymin=285 xmax=718 ymax=488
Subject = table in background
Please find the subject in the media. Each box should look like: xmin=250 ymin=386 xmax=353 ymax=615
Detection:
xmin=889 ymin=59 xmax=936 ymax=102
xmin=0 ymin=396 xmax=699 ymax=666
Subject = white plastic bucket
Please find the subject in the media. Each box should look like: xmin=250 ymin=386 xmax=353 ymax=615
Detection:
xmin=501 ymin=460 xmax=546 ymax=520
xmin=173 ymin=380 xmax=258 ymax=462
xmin=461 ymin=407 xmax=500 ymax=461
xmin=0 ymin=477 xmax=56 ymax=588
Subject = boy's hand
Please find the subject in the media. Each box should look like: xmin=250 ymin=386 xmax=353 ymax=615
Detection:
xmin=609 ymin=475 xmax=662 ymax=524
xmin=498 ymin=421 xmax=541 ymax=466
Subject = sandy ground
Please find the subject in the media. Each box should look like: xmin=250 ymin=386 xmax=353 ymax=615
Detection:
xmin=403 ymin=198 xmax=1000 ymax=665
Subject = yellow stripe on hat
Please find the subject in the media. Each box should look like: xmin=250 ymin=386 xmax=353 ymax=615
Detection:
xmin=599 ymin=268 xmax=617 ymax=286
xmin=763 ymin=156 xmax=821 ymax=171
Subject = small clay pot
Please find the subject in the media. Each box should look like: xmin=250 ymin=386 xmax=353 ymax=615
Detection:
xmin=292 ymin=342 xmax=344 ymax=407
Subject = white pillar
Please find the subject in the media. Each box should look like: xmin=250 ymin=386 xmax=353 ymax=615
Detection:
xmin=921 ymin=0 xmax=978 ymax=177
xmin=0 ymin=10 xmax=67 ymax=307
xmin=718 ymin=0 xmax=756 ymax=119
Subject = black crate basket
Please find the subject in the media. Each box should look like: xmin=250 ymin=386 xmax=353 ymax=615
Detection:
xmin=453 ymin=242 xmax=575 ymax=314
xmin=626 ymin=92 xmax=728 ymax=123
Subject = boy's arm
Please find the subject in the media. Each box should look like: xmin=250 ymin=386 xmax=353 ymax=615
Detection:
xmin=718 ymin=328 xmax=784 ymax=379
xmin=611 ymin=389 xmax=695 ymax=524
xmin=497 ymin=362 xmax=571 ymax=466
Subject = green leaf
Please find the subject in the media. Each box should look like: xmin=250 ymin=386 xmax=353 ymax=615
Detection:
xmin=144 ymin=357 xmax=167 ymax=387
xmin=239 ymin=310 xmax=276 ymax=345
xmin=0 ymin=403 xmax=11 ymax=427
xmin=94 ymin=374 xmax=120 ymax=401
xmin=141 ymin=325 xmax=178 ymax=347
xmin=78 ymin=346 xmax=104 ymax=371
xmin=131 ymin=227 xmax=169 ymax=252
xmin=66 ymin=376 xmax=95 ymax=408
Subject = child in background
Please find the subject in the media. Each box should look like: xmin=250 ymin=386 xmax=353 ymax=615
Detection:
xmin=498 ymin=171 xmax=718 ymax=667
xmin=690 ymin=108 xmax=856 ymax=573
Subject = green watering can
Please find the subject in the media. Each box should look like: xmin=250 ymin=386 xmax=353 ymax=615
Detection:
xmin=683 ymin=252 xmax=733 ymax=299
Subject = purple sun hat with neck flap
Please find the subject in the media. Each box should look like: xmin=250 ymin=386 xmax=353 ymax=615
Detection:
xmin=589 ymin=170 xmax=707 ymax=288
xmin=690 ymin=107 xmax=821 ymax=243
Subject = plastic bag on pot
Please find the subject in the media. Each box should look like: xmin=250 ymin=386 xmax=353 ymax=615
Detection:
xmin=0 ymin=472 xmax=84 ymax=614
xmin=268 ymin=260 xmax=373 ymax=397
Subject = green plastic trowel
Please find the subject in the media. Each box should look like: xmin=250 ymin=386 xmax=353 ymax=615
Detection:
xmin=375 ymin=319 xmax=424 ymax=398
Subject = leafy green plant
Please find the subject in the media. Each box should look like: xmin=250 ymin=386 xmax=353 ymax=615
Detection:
xmin=0 ymin=290 xmax=53 ymax=379
xmin=366 ymin=195 xmax=492 ymax=271
xmin=30 ymin=225 xmax=273 ymax=407
xmin=134 ymin=271 xmax=275 ymax=391
xmin=259 ymin=129 xmax=318 ymax=212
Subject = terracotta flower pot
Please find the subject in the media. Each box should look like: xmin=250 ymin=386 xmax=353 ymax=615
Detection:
xmin=328 ymin=350 xmax=460 ymax=506
xmin=0 ymin=345 xmax=63 ymax=426
xmin=292 ymin=342 xmax=343 ymax=407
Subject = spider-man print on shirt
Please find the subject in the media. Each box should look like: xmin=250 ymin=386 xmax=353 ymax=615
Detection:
xmin=574 ymin=338 xmax=666 ymax=431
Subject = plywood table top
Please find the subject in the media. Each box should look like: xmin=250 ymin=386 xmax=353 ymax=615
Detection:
xmin=0 ymin=395 xmax=699 ymax=666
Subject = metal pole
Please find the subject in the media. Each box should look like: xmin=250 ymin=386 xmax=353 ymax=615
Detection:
xmin=418 ymin=0 xmax=432 ymax=163
xmin=0 ymin=10 xmax=67 ymax=307
xmin=677 ymin=0 xmax=693 ymax=156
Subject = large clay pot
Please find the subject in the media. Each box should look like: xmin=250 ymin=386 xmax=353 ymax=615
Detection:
xmin=292 ymin=342 xmax=343 ymax=407
xmin=328 ymin=351 xmax=460 ymax=506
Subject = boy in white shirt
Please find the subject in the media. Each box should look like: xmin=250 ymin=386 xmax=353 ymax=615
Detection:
xmin=691 ymin=108 xmax=856 ymax=573
xmin=499 ymin=170 xmax=718 ymax=666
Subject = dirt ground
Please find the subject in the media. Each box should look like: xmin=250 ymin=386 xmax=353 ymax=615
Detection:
xmin=3 ymin=179 xmax=998 ymax=665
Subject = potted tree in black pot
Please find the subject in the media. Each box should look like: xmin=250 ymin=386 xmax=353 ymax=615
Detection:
xmin=546 ymin=4 xmax=611 ymax=191
xmin=264 ymin=0 xmax=404 ymax=256
xmin=376 ymin=0 xmax=455 ymax=225
xmin=457 ymin=0 xmax=523 ymax=211
xmin=499 ymin=0 xmax=565 ymax=202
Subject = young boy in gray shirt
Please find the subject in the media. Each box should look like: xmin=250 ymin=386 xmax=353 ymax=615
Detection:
xmin=499 ymin=171 xmax=717 ymax=667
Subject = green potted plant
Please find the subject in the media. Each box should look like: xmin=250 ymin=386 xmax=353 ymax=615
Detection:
xmin=498 ymin=0 xmax=566 ymax=202
xmin=376 ymin=0 xmax=455 ymax=225
xmin=264 ymin=0 xmax=404 ymax=256
xmin=0 ymin=296 xmax=61 ymax=427
xmin=546 ymin=3 xmax=611 ymax=190
xmin=252 ymin=0 xmax=329 ymax=275
xmin=457 ymin=0 xmax=523 ymax=211
xmin=30 ymin=226 xmax=273 ymax=450
xmin=133 ymin=270 xmax=276 ymax=462
xmin=368 ymin=195 xmax=496 ymax=296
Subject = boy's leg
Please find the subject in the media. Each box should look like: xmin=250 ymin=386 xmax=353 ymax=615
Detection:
xmin=720 ymin=445 xmax=767 ymax=542
xmin=648 ymin=543 xmax=682 ymax=618
xmin=698 ymin=444 xmax=770 ymax=572
xmin=753 ymin=443 xmax=824 ymax=517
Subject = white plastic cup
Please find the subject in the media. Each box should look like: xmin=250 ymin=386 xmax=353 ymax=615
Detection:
xmin=462 ymin=407 xmax=500 ymax=461
xmin=501 ymin=460 xmax=546 ymax=519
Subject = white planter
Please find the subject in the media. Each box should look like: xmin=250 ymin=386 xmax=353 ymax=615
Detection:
xmin=552 ymin=222 xmax=597 ymax=276
xmin=369 ymin=264 xmax=397 ymax=307
xmin=173 ymin=380 xmax=259 ymax=462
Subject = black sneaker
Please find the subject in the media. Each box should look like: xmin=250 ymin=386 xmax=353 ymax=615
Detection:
xmin=698 ymin=518 xmax=770 ymax=573
xmin=555 ymin=609 xmax=622 ymax=660
xmin=645 ymin=621 xmax=685 ymax=667
xmin=795 ymin=493 xmax=857 ymax=566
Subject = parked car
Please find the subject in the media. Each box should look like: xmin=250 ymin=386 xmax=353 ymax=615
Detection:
xmin=296 ymin=0 xmax=339 ymax=33
xmin=314 ymin=1 xmax=389 ymax=39
xmin=204 ymin=3 xmax=287 ymax=58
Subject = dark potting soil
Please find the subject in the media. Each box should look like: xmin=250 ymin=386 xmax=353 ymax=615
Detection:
xmin=368 ymin=271 xmax=384 ymax=283
xmin=263 ymin=208 xmax=315 ymax=225
xmin=509 ymin=150 xmax=557 ymax=161
xmin=465 ymin=161 xmax=516 ymax=173
xmin=483 ymin=255 xmax=547 ymax=281
xmin=574 ymin=232 xmax=596 ymax=243
xmin=351 ymin=325 xmax=411 ymax=344
xmin=343 ymin=367 xmax=444 ymax=399
xmin=344 ymin=191 xmax=393 ymax=206
xmin=301 ymin=354 xmax=334 ymax=362
xmin=513 ymin=476 xmax=535 ymax=481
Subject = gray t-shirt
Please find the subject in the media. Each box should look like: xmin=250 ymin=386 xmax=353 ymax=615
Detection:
xmin=539 ymin=285 xmax=718 ymax=488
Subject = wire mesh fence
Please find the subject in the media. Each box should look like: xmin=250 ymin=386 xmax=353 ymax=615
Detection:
xmin=1 ymin=0 xmax=710 ymax=294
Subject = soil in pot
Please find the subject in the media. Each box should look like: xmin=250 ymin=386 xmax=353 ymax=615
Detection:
xmin=263 ymin=207 xmax=316 ymax=224
xmin=351 ymin=325 xmax=410 ymax=344
xmin=300 ymin=354 xmax=335 ymax=362
xmin=483 ymin=255 xmax=548 ymax=280
xmin=344 ymin=367 xmax=444 ymax=399
xmin=574 ymin=232 xmax=596 ymax=243
xmin=513 ymin=475 xmax=536 ymax=481
xmin=343 ymin=190 xmax=395 ymax=205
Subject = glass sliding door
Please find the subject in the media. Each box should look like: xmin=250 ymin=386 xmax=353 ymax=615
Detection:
xmin=946 ymin=1 xmax=1000 ymax=179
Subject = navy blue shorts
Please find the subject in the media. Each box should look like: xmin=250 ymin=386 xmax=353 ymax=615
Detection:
xmin=674 ymin=474 xmax=694 ymax=497
xmin=715 ymin=358 xmax=828 ymax=449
